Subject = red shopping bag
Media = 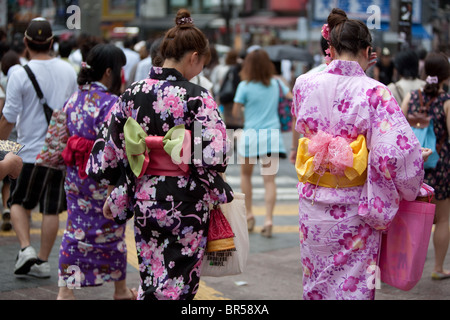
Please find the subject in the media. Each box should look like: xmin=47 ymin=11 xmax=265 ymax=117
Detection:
xmin=379 ymin=185 xmax=435 ymax=291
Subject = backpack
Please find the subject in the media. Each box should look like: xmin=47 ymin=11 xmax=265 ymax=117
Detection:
xmin=407 ymin=90 xmax=438 ymax=169
xmin=219 ymin=66 xmax=240 ymax=104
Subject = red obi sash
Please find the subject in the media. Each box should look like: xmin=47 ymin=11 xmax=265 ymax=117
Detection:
xmin=62 ymin=135 xmax=94 ymax=179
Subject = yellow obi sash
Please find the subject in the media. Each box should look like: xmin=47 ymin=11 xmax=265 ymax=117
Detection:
xmin=295 ymin=132 xmax=368 ymax=188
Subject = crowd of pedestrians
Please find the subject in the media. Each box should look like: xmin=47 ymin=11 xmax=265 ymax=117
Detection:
xmin=0 ymin=6 xmax=448 ymax=300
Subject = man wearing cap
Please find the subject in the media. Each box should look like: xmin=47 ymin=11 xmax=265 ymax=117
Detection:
xmin=373 ymin=47 xmax=396 ymax=85
xmin=0 ymin=18 xmax=77 ymax=279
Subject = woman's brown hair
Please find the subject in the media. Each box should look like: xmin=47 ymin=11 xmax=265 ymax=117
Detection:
xmin=239 ymin=49 xmax=275 ymax=86
xmin=423 ymin=52 xmax=450 ymax=97
xmin=327 ymin=8 xmax=372 ymax=56
xmin=160 ymin=9 xmax=211 ymax=65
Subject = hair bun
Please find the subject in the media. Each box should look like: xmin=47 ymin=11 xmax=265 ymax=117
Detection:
xmin=175 ymin=9 xmax=194 ymax=28
xmin=328 ymin=8 xmax=348 ymax=30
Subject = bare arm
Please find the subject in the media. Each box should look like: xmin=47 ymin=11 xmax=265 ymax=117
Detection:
xmin=232 ymin=102 xmax=244 ymax=119
xmin=0 ymin=115 xmax=15 ymax=140
xmin=289 ymin=115 xmax=300 ymax=165
xmin=400 ymin=92 xmax=412 ymax=117
xmin=445 ymin=99 xmax=450 ymax=139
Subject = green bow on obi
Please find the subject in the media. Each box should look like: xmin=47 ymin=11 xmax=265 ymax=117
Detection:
xmin=124 ymin=118 xmax=191 ymax=178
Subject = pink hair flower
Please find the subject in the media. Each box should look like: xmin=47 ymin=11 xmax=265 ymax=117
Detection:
xmin=321 ymin=24 xmax=330 ymax=41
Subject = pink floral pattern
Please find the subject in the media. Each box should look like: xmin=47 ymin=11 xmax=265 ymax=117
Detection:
xmin=87 ymin=67 xmax=233 ymax=300
xmin=293 ymin=60 xmax=424 ymax=300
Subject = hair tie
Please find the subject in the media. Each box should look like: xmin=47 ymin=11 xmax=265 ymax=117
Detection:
xmin=81 ymin=62 xmax=91 ymax=70
xmin=426 ymin=76 xmax=438 ymax=84
xmin=176 ymin=17 xmax=193 ymax=26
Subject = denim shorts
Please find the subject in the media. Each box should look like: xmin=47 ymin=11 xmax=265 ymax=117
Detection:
xmin=9 ymin=163 xmax=66 ymax=215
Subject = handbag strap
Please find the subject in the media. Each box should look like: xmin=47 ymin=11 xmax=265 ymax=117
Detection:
xmin=394 ymin=83 xmax=404 ymax=102
xmin=276 ymin=79 xmax=284 ymax=99
xmin=23 ymin=65 xmax=52 ymax=125
xmin=417 ymin=90 xmax=437 ymax=115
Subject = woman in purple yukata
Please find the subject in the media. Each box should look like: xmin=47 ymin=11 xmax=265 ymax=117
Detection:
xmin=57 ymin=44 xmax=137 ymax=300
xmin=291 ymin=9 xmax=425 ymax=300
xmin=86 ymin=9 xmax=233 ymax=300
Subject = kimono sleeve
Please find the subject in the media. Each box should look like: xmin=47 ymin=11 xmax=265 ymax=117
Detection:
xmin=86 ymin=95 xmax=134 ymax=224
xmin=358 ymin=85 xmax=424 ymax=230
xmin=188 ymin=92 xmax=234 ymax=204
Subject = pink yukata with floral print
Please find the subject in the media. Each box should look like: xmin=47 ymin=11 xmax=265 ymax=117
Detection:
xmin=292 ymin=60 xmax=424 ymax=300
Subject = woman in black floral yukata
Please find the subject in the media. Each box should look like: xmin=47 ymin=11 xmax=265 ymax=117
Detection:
xmin=87 ymin=9 xmax=234 ymax=300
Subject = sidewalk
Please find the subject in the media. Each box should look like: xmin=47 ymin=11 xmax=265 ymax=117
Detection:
xmin=1 ymin=208 xmax=449 ymax=300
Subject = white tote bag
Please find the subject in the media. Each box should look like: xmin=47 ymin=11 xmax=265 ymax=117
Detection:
xmin=201 ymin=193 xmax=249 ymax=277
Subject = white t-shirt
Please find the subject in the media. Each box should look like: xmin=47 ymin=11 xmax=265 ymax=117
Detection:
xmin=134 ymin=56 xmax=152 ymax=82
xmin=122 ymin=48 xmax=141 ymax=82
xmin=3 ymin=58 xmax=78 ymax=163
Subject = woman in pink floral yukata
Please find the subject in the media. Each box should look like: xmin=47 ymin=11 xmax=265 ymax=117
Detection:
xmin=87 ymin=9 xmax=233 ymax=300
xmin=291 ymin=8 xmax=425 ymax=300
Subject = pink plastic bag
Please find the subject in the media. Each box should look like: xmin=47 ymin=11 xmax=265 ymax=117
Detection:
xmin=379 ymin=185 xmax=436 ymax=291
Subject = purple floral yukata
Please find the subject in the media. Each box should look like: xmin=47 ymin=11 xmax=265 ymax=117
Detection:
xmin=292 ymin=60 xmax=424 ymax=300
xmin=87 ymin=67 xmax=233 ymax=300
xmin=58 ymin=83 xmax=127 ymax=287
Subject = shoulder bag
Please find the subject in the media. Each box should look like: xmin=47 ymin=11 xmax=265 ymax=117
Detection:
xmin=24 ymin=65 xmax=68 ymax=171
xmin=277 ymin=79 xmax=293 ymax=133
xmin=407 ymin=90 xmax=439 ymax=169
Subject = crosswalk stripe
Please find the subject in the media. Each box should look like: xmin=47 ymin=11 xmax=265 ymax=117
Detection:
xmin=225 ymin=175 xmax=299 ymax=185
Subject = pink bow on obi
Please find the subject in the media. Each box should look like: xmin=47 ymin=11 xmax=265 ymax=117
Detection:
xmin=308 ymin=130 xmax=354 ymax=176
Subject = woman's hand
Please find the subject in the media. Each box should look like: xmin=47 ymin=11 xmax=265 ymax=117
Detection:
xmin=367 ymin=51 xmax=378 ymax=69
xmin=103 ymin=199 xmax=114 ymax=220
xmin=289 ymin=149 xmax=297 ymax=165
xmin=421 ymin=147 xmax=433 ymax=162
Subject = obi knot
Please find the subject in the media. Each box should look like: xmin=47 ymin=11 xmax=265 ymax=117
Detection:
xmin=124 ymin=118 xmax=191 ymax=178
xmin=295 ymin=131 xmax=368 ymax=188
xmin=62 ymin=135 xmax=95 ymax=179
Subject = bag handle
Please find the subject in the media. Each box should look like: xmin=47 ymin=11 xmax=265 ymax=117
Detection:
xmin=23 ymin=65 xmax=52 ymax=125
xmin=421 ymin=184 xmax=435 ymax=203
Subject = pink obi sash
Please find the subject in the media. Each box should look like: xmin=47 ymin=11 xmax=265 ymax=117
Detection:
xmin=124 ymin=119 xmax=192 ymax=178
xmin=144 ymin=135 xmax=191 ymax=177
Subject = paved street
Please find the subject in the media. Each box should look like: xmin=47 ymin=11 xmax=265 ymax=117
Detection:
xmin=0 ymin=132 xmax=449 ymax=302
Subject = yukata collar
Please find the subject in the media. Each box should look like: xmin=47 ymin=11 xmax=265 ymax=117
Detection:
xmin=326 ymin=60 xmax=366 ymax=77
xmin=149 ymin=67 xmax=188 ymax=82
xmin=80 ymin=81 xmax=108 ymax=92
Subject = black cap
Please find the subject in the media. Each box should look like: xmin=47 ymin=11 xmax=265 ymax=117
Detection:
xmin=24 ymin=18 xmax=53 ymax=43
